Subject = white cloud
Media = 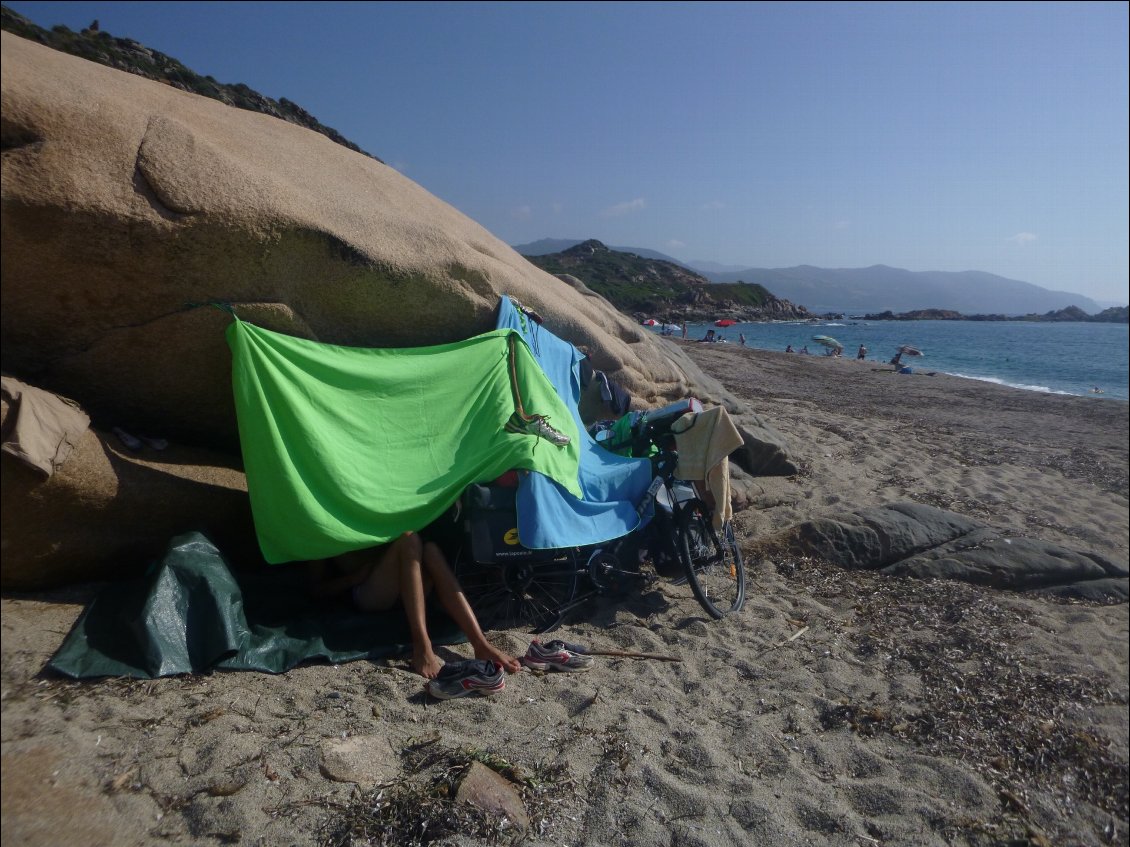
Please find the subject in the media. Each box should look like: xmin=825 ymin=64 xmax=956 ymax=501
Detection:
xmin=1007 ymin=232 xmax=1037 ymax=245
xmin=667 ymin=239 xmax=686 ymax=250
xmin=511 ymin=205 xmax=532 ymax=220
xmin=600 ymin=198 xmax=646 ymax=217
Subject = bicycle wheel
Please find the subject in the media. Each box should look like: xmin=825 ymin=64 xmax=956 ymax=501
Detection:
xmin=454 ymin=552 xmax=580 ymax=633
xmin=675 ymin=499 xmax=745 ymax=618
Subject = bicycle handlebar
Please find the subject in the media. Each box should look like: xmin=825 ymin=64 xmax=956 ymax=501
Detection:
xmin=649 ymin=450 xmax=679 ymax=482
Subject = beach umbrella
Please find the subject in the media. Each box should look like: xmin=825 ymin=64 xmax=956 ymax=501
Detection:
xmin=715 ymin=319 xmax=738 ymax=327
xmin=642 ymin=319 xmax=659 ymax=326
xmin=812 ymin=334 xmax=843 ymax=351
xmin=898 ymin=345 xmax=923 ymax=356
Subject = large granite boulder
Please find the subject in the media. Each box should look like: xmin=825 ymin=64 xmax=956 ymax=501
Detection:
xmin=779 ymin=502 xmax=1129 ymax=602
xmin=731 ymin=415 xmax=798 ymax=477
xmin=0 ymin=32 xmax=732 ymax=451
xmin=1 ymin=383 xmax=257 ymax=590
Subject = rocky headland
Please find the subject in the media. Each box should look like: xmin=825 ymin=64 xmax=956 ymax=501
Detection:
xmin=525 ymin=239 xmax=811 ymax=324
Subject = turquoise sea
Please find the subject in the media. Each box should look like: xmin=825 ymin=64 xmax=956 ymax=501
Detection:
xmin=670 ymin=320 xmax=1130 ymax=402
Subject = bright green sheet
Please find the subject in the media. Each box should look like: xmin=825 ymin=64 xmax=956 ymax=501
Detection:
xmin=228 ymin=320 xmax=581 ymax=564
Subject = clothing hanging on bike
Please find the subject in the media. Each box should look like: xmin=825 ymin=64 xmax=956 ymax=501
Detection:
xmin=670 ymin=405 xmax=744 ymax=529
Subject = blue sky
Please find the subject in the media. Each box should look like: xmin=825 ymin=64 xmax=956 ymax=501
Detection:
xmin=7 ymin=1 xmax=1128 ymax=304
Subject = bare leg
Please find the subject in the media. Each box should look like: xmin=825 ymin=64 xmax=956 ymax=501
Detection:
xmin=392 ymin=533 xmax=444 ymax=679
xmin=421 ymin=542 xmax=521 ymax=673
xmin=348 ymin=544 xmax=404 ymax=612
xmin=348 ymin=534 xmax=442 ymax=678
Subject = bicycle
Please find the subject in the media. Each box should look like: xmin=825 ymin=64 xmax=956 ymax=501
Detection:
xmin=452 ymin=402 xmax=746 ymax=631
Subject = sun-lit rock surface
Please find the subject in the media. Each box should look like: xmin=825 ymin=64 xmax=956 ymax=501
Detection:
xmin=1 ymin=31 xmax=730 ymax=452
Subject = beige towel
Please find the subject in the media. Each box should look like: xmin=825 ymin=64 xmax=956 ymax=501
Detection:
xmin=1 ymin=376 xmax=90 ymax=477
xmin=671 ymin=405 xmax=744 ymax=528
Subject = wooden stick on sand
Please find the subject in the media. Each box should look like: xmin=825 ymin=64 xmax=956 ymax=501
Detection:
xmin=583 ymin=649 xmax=682 ymax=662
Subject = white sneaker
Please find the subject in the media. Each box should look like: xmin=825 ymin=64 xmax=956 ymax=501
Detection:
xmin=504 ymin=412 xmax=570 ymax=446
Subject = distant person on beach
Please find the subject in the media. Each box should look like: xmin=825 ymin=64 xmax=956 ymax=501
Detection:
xmin=681 ymin=321 xmax=688 ymax=340
xmin=800 ymin=345 xmax=809 ymax=355
xmin=700 ymin=329 xmax=716 ymax=342
xmin=309 ymin=526 xmax=520 ymax=680
xmin=857 ymin=345 xmax=867 ymax=360
xmin=1091 ymin=386 xmax=1104 ymax=394
xmin=890 ymin=351 xmax=903 ymax=368
xmin=785 ymin=344 xmax=794 ymax=353
xmin=739 ymin=333 xmax=746 ymax=346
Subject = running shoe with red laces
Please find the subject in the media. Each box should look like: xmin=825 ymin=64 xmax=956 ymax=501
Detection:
xmin=425 ymin=660 xmax=506 ymax=700
xmin=521 ymin=639 xmax=594 ymax=672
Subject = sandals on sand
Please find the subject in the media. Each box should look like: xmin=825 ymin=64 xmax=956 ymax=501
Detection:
xmin=112 ymin=428 xmax=168 ymax=452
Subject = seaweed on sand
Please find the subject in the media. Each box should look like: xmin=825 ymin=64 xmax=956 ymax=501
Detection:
xmin=313 ymin=735 xmax=576 ymax=847
xmin=777 ymin=555 xmax=1128 ymax=845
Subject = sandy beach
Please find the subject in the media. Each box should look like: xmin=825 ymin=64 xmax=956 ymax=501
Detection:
xmin=2 ymin=342 xmax=1127 ymax=847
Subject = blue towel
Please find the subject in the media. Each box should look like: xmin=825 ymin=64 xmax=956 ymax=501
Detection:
xmin=495 ymin=297 xmax=653 ymax=548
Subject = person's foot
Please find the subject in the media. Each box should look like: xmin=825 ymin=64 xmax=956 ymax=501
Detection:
xmin=474 ymin=642 xmax=521 ymax=674
xmin=412 ymin=646 xmax=444 ymax=679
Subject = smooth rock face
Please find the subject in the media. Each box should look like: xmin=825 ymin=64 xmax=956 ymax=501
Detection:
xmin=0 ymin=32 xmax=730 ymax=449
xmin=886 ymin=533 xmax=1129 ymax=600
xmin=1 ymin=384 xmax=256 ymax=590
xmin=782 ymin=502 xmax=1129 ymax=601
xmin=0 ymin=31 xmax=746 ymax=588
xmin=733 ymin=416 xmax=799 ymax=477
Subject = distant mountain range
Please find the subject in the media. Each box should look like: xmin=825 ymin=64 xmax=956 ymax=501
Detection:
xmin=513 ymin=238 xmax=1105 ymax=316
xmin=703 ymin=264 xmax=1104 ymax=316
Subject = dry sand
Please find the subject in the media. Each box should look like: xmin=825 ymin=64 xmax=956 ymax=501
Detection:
xmin=2 ymin=343 xmax=1127 ymax=847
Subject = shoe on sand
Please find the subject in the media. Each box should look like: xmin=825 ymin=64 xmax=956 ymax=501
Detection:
xmin=112 ymin=427 xmax=143 ymax=452
xmin=521 ymin=639 xmax=594 ymax=672
xmin=425 ymin=660 xmax=506 ymax=700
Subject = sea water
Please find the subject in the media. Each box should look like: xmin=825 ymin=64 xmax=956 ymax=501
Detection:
xmin=669 ymin=320 xmax=1130 ymax=402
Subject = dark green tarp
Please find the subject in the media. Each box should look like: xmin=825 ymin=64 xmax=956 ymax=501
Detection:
xmin=47 ymin=533 xmax=463 ymax=679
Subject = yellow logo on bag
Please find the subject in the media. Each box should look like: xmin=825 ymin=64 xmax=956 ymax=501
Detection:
xmin=504 ymin=528 xmax=520 ymax=545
